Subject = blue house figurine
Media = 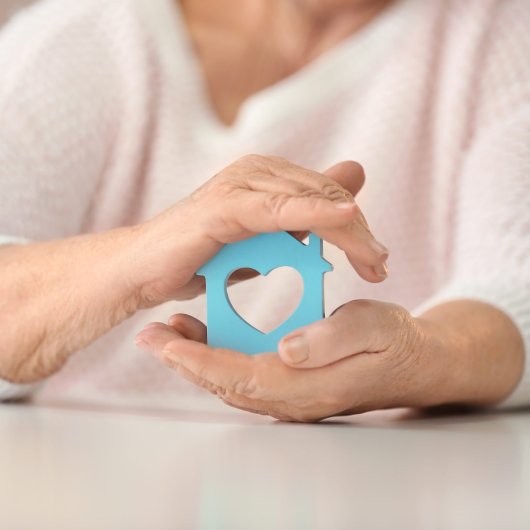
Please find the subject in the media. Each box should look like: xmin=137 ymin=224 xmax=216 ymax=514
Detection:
xmin=197 ymin=232 xmax=332 ymax=354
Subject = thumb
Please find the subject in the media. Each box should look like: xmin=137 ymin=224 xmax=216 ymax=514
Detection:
xmin=323 ymin=161 xmax=365 ymax=198
xmin=277 ymin=300 xmax=395 ymax=368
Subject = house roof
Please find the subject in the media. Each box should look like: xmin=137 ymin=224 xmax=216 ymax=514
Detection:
xmin=197 ymin=232 xmax=332 ymax=277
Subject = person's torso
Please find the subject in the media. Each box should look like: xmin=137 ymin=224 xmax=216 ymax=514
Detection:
xmin=33 ymin=0 xmax=494 ymax=409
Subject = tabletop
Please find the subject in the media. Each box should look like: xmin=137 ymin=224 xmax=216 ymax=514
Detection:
xmin=1 ymin=402 xmax=529 ymax=530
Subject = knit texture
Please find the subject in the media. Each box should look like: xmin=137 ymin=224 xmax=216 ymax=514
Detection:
xmin=0 ymin=0 xmax=529 ymax=411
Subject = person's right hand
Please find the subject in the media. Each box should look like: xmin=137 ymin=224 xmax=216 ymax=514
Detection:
xmin=133 ymin=155 xmax=389 ymax=307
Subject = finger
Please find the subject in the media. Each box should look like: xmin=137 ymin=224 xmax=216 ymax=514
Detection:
xmin=241 ymin=159 xmax=356 ymax=213
xmin=271 ymin=158 xmax=369 ymax=231
xmin=172 ymin=275 xmax=206 ymax=300
xmin=158 ymin=333 xmax=385 ymax=420
xmin=163 ymin=338 xmax=264 ymax=397
xmin=245 ymin=155 xmax=353 ymax=201
xmin=135 ymin=322 xmax=184 ymax=361
xmin=319 ymin=163 xmax=388 ymax=276
xmin=164 ymin=356 xmax=229 ymax=398
xmin=323 ymin=161 xmax=365 ymax=198
xmin=230 ymin=189 xmax=389 ymax=281
xmin=162 ymin=338 xmax=300 ymax=402
xmin=243 ymin=170 xmax=310 ymax=196
xmin=315 ymin=222 xmax=389 ymax=282
xmin=229 ymin=193 xmax=389 ymax=282
xmin=211 ymin=156 xmax=389 ymax=280
xmin=307 ymin=161 xmax=389 ymax=280
xmin=232 ymin=190 xmax=359 ymax=233
xmin=171 ymin=360 xmax=294 ymax=421
xmin=227 ymin=267 xmax=261 ymax=286
xmin=165 ymin=337 xmax=393 ymax=420
xmin=137 ymin=315 xmax=306 ymax=406
xmin=287 ymin=230 xmax=310 ymax=242
xmin=241 ymin=157 xmax=364 ymax=215
xmin=167 ymin=314 xmax=207 ymax=343
xmin=150 ymin=335 xmax=294 ymax=419
xmin=350 ymin=262 xmax=388 ymax=284
xmin=162 ymin=336 xmax=351 ymax=416
xmin=278 ymin=300 xmax=397 ymax=368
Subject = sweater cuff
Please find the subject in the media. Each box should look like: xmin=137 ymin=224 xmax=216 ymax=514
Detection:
xmin=0 ymin=379 xmax=37 ymax=401
xmin=414 ymin=283 xmax=530 ymax=409
xmin=0 ymin=235 xmax=30 ymax=246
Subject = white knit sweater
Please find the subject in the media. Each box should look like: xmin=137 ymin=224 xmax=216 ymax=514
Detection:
xmin=0 ymin=0 xmax=529 ymax=411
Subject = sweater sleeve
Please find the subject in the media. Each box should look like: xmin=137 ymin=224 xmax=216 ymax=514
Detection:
xmin=415 ymin=107 xmax=530 ymax=409
xmin=415 ymin=0 xmax=530 ymax=408
xmin=0 ymin=1 xmax=120 ymax=242
xmin=0 ymin=3 xmax=121 ymax=400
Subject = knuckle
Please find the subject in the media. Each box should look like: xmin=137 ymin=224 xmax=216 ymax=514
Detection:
xmin=234 ymin=373 xmax=259 ymax=396
xmin=232 ymin=360 xmax=262 ymax=397
xmin=238 ymin=358 xmax=276 ymax=399
xmin=203 ymin=381 xmax=222 ymax=396
xmin=248 ymin=369 xmax=270 ymax=399
xmin=296 ymin=195 xmax=325 ymax=214
xmin=213 ymin=385 xmax=228 ymax=398
xmin=299 ymin=188 xmax=323 ymax=200
xmin=383 ymin=306 xmax=422 ymax=371
xmin=320 ymin=182 xmax=349 ymax=202
xmin=388 ymin=304 xmax=417 ymax=344
xmin=266 ymin=193 xmax=290 ymax=220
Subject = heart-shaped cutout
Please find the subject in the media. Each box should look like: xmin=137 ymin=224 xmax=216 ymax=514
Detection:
xmin=227 ymin=267 xmax=304 ymax=334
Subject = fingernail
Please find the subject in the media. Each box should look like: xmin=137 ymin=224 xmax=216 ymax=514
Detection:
xmin=168 ymin=315 xmax=179 ymax=326
xmin=335 ymin=201 xmax=356 ymax=210
xmin=369 ymin=239 xmax=389 ymax=258
xmin=281 ymin=334 xmax=309 ymax=364
xmin=135 ymin=339 xmax=150 ymax=351
xmin=373 ymin=262 xmax=389 ymax=279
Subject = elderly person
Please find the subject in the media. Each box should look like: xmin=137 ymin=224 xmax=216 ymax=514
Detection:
xmin=0 ymin=0 xmax=528 ymax=421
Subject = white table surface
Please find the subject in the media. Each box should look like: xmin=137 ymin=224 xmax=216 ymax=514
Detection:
xmin=1 ymin=403 xmax=529 ymax=530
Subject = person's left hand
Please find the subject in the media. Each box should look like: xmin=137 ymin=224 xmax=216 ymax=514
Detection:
xmin=135 ymin=300 xmax=461 ymax=422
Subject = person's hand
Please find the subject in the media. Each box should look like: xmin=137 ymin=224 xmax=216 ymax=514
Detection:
xmin=131 ymin=155 xmax=389 ymax=307
xmin=135 ymin=301 xmax=468 ymax=422
xmin=0 ymin=155 xmax=388 ymax=385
